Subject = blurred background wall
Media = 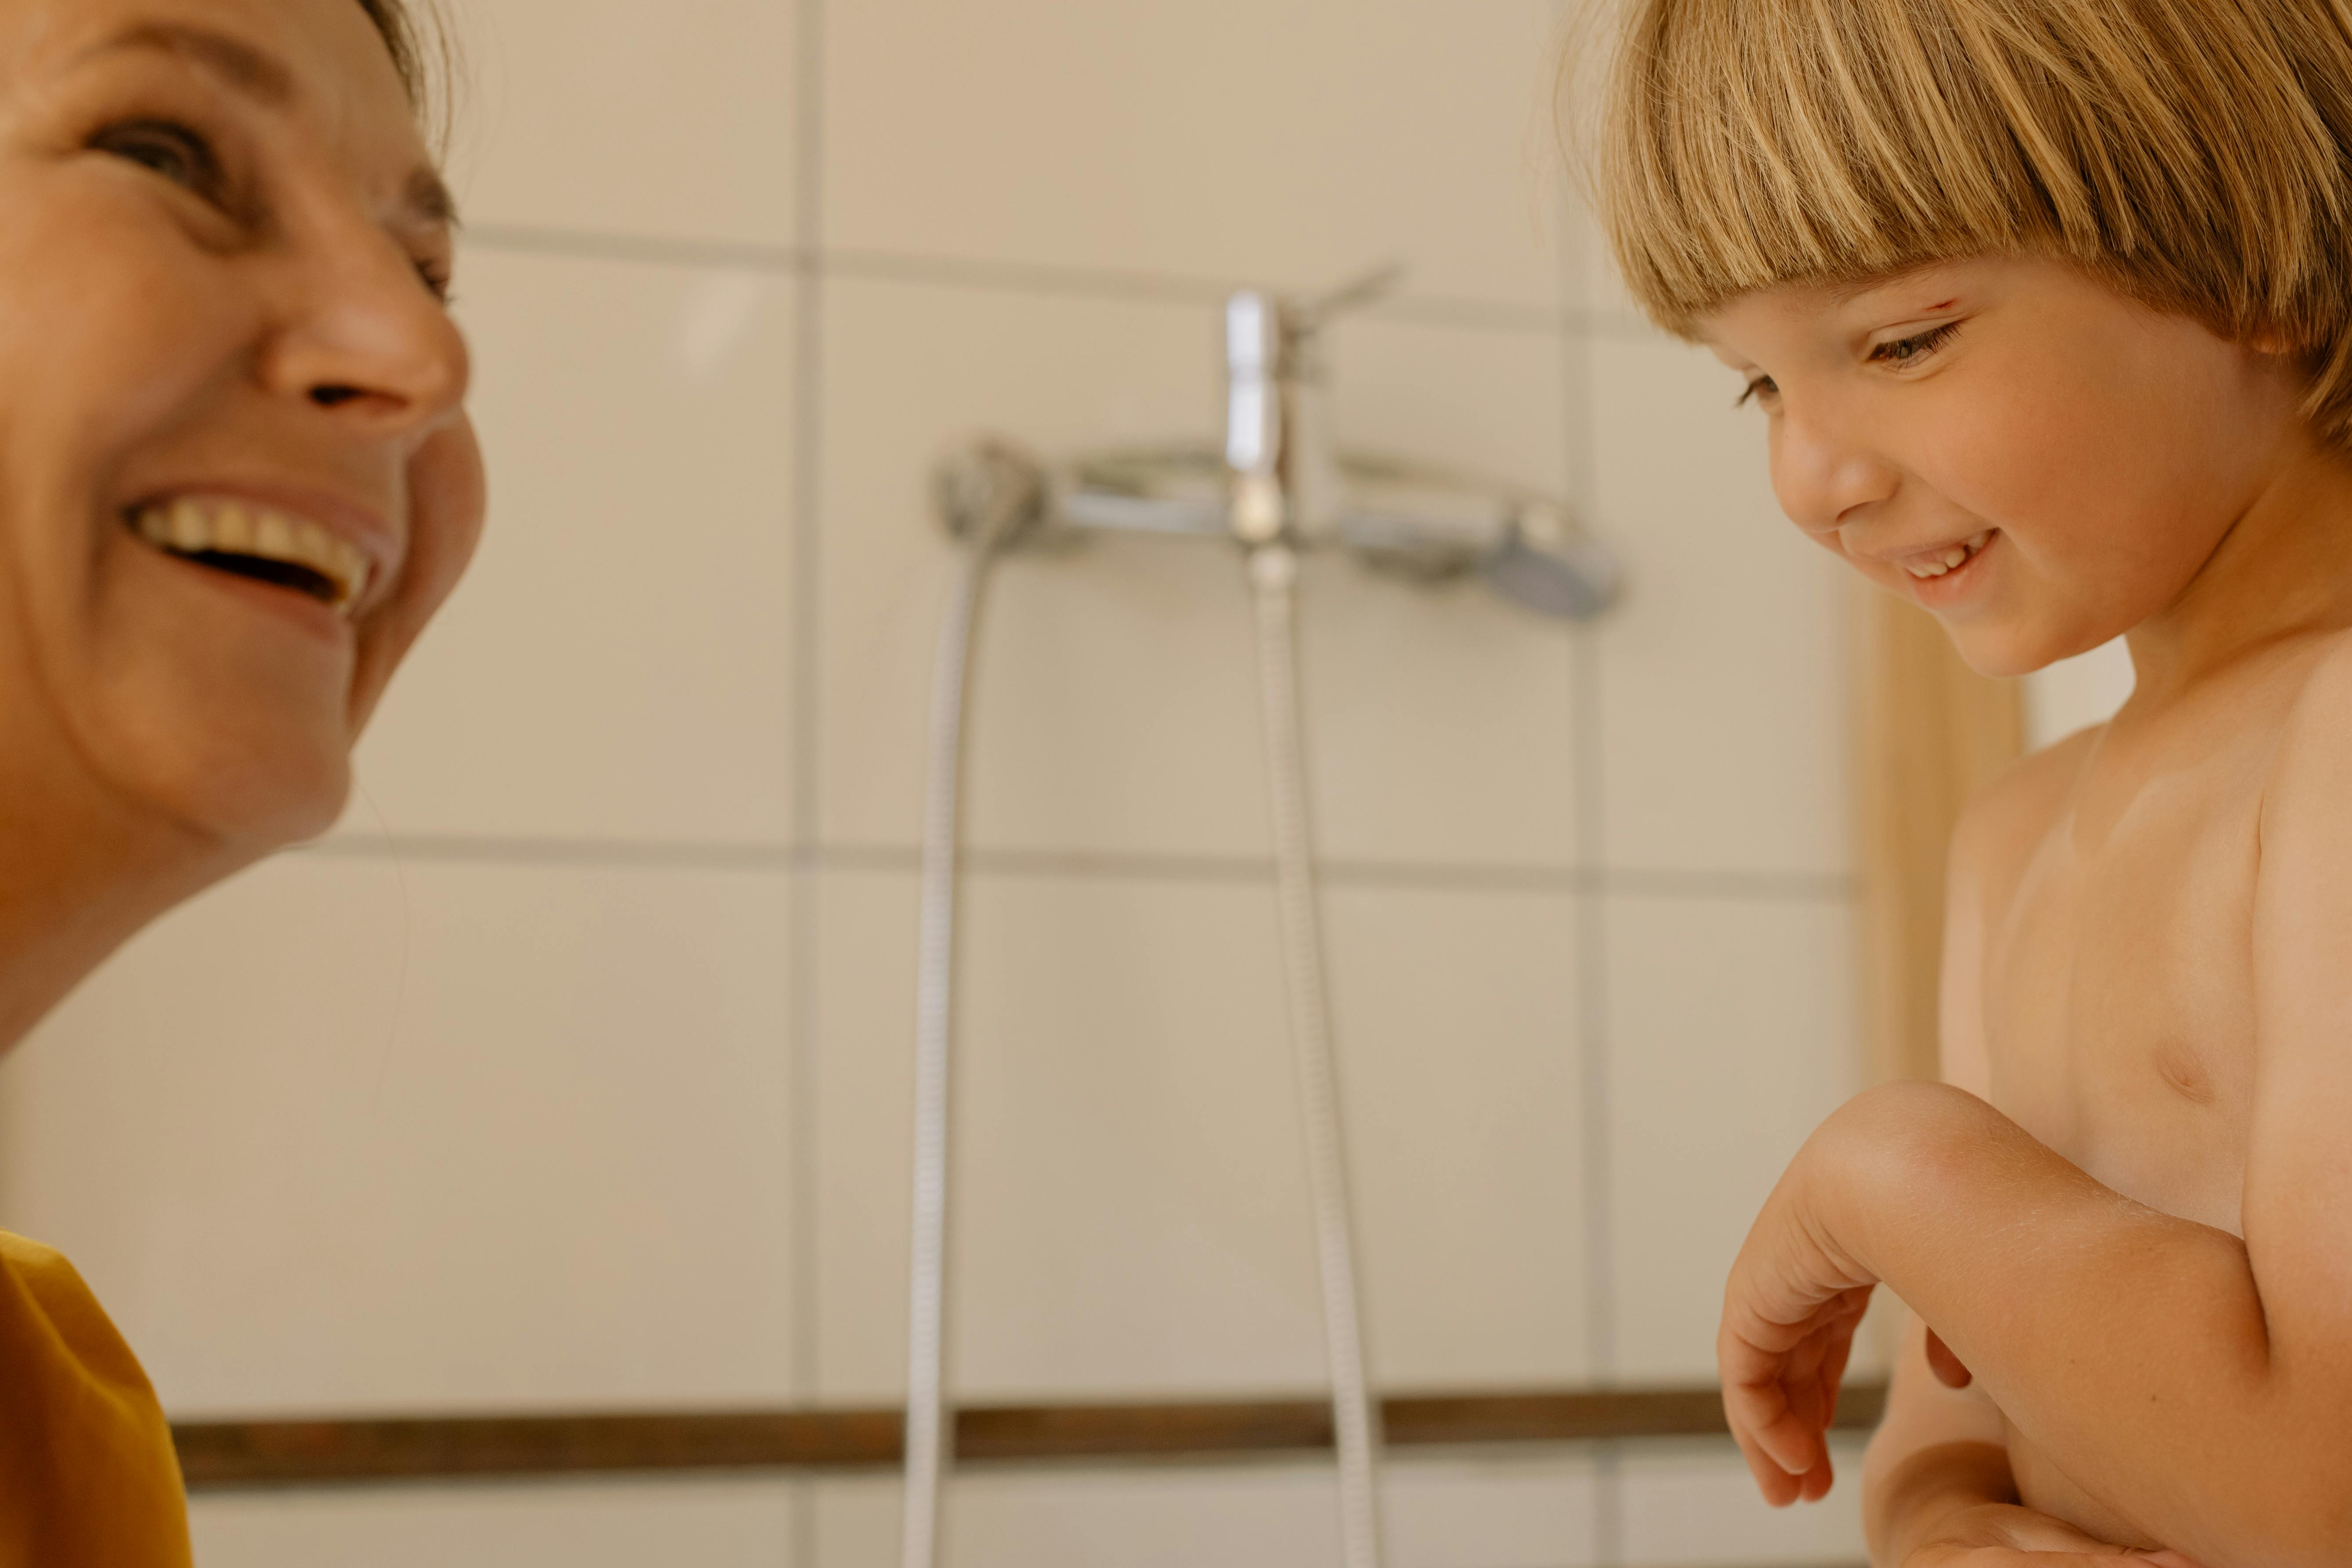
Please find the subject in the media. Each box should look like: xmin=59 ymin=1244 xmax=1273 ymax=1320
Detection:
xmin=0 ymin=1 xmax=2130 ymax=1564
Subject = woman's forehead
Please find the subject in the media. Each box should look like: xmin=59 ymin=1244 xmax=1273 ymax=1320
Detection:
xmin=6 ymin=0 xmax=413 ymax=119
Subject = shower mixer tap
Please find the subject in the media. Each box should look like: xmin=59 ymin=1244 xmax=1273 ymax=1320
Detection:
xmin=935 ymin=265 xmax=1623 ymax=621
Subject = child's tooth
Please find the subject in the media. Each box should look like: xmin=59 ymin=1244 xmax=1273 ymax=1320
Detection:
xmin=214 ymin=503 xmax=255 ymax=554
xmin=137 ymin=508 xmax=171 ymax=545
xmin=332 ymin=541 xmax=367 ymax=596
xmin=1967 ymin=530 xmax=1991 ymax=550
xmin=291 ymin=518 xmax=330 ymax=570
xmin=1943 ymin=546 xmax=1967 ymax=568
xmin=169 ymin=498 xmax=209 ymax=552
xmin=254 ymin=510 xmax=293 ymax=560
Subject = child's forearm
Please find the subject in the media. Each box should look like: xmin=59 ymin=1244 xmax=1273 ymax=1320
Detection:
xmin=1791 ymin=1082 xmax=2352 ymax=1566
xmin=1863 ymin=1315 xmax=2014 ymax=1563
xmin=1865 ymin=1440 xmax=2015 ymax=1564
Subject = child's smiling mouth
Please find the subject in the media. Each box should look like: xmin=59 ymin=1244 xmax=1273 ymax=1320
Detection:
xmin=1898 ymin=528 xmax=1995 ymax=581
xmin=124 ymin=496 xmax=374 ymax=615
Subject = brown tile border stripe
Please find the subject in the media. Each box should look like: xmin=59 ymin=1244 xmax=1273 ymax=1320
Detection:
xmin=174 ymin=1381 xmax=1886 ymax=1489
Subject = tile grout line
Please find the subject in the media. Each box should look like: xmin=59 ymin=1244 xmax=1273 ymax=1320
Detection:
xmin=290 ymin=836 xmax=1857 ymax=903
xmin=786 ymin=0 xmax=828 ymax=1562
xmin=456 ymin=220 xmax=1650 ymax=338
xmin=1554 ymin=71 xmax=1625 ymax=1560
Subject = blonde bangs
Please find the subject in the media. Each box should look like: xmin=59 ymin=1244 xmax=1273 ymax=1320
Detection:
xmin=1589 ymin=0 xmax=2352 ymax=447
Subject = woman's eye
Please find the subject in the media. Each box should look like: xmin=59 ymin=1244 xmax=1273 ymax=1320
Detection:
xmin=415 ymin=259 xmax=454 ymax=305
xmin=94 ymin=119 xmax=225 ymax=195
xmin=1872 ymin=321 xmax=1962 ymax=367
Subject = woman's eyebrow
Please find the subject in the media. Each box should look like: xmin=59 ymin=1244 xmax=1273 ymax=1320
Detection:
xmin=405 ymin=167 xmax=459 ymax=232
xmin=76 ymin=22 xmax=459 ymax=233
xmin=75 ymin=21 xmax=294 ymax=107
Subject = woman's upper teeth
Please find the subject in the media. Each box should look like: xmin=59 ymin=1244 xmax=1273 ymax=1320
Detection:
xmin=1905 ymin=530 xmax=1993 ymax=580
xmin=133 ymin=497 xmax=371 ymax=610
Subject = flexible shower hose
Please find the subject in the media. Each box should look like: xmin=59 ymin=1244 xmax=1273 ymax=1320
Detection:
xmin=902 ymin=508 xmax=1016 ymax=1568
xmin=900 ymin=522 xmax=1385 ymax=1568
xmin=1249 ymin=542 xmax=1387 ymax=1568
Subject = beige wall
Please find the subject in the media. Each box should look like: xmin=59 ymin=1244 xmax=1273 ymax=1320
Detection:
xmin=2 ymin=1 xmax=1873 ymax=1563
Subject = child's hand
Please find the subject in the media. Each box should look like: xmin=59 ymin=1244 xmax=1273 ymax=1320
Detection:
xmin=1717 ymin=1140 xmax=1880 ymax=1505
xmin=1902 ymin=1502 xmax=2207 ymax=1568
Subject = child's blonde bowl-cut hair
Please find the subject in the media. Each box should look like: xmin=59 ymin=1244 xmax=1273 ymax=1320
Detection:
xmin=1584 ymin=0 xmax=2352 ymax=447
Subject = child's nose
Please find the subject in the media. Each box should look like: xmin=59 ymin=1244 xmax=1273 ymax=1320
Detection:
xmin=1770 ymin=404 xmax=1900 ymax=538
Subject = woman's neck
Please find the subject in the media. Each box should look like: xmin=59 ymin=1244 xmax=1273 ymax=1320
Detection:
xmin=0 ymin=713 xmax=235 ymax=1053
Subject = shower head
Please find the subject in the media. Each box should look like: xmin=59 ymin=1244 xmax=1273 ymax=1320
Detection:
xmin=1481 ymin=524 xmax=1621 ymax=621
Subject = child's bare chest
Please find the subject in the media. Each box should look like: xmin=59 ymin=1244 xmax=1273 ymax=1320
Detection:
xmin=1982 ymin=716 xmax=2277 ymax=1236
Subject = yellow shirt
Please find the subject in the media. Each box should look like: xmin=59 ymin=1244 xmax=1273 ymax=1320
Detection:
xmin=0 ymin=1232 xmax=191 ymax=1567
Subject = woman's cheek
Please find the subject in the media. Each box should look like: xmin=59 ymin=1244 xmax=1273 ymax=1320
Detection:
xmin=348 ymin=415 xmax=483 ymax=732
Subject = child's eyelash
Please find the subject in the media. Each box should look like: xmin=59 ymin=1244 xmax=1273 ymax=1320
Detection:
xmin=1731 ymin=318 xmax=1963 ymax=408
xmin=1872 ymin=320 xmax=1963 ymax=367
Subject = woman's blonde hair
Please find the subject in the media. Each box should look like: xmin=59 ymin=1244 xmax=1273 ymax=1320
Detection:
xmin=356 ymin=0 xmax=455 ymax=143
xmin=1585 ymin=0 xmax=2352 ymax=447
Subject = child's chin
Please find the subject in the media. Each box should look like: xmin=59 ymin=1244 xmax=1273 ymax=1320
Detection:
xmin=1941 ymin=617 xmax=2092 ymax=682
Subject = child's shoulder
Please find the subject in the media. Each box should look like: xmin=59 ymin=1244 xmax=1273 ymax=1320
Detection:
xmin=2277 ymin=626 xmax=2352 ymax=735
xmin=1949 ymin=721 xmax=2102 ymax=883
xmin=2261 ymin=626 xmax=2352 ymax=823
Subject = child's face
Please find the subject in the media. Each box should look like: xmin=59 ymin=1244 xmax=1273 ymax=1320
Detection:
xmin=0 ymin=0 xmax=478 ymax=850
xmin=1698 ymin=257 xmax=2312 ymax=677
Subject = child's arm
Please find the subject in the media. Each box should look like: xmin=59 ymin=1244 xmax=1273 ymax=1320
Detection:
xmin=1859 ymin=767 xmax=2138 ymax=1564
xmin=1860 ymin=796 xmax=2016 ymax=1553
xmin=1864 ymin=1315 xmax=2183 ymax=1566
xmin=1719 ymin=655 xmax=2352 ymax=1568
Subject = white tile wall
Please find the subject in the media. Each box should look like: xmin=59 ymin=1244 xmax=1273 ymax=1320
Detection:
xmin=1619 ymin=1437 xmax=1870 ymax=1566
xmin=814 ymin=1453 xmax=1600 ymax=1568
xmin=449 ymin=0 xmax=801 ymax=248
xmin=0 ymin=0 xmax=1873 ymax=1561
xmin=1591 ymin=337 xmax=1851 ymax=880
xmin=823 ymin=0 xmax=1573 ymax=312
xmin=5 ymin=854 xmax=797 ymax=1414
xmin=1605 ymin=895 xmax=1868 ymax=1385
xmin=191 ymin=1477 xmax=798 ymax=1568
xmin=812 ymin=872 xmax=1590 ymax=1404
xmin=350 ymin=247 xmax=799 ymax=846
xmin=813 ymin=868 xmax=1326 ymax=1401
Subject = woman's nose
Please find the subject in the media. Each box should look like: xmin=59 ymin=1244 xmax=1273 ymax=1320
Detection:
xmin=255 ymin=219 xmax=469 ymax=439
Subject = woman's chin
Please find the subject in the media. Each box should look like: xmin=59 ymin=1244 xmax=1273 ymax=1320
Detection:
xmin=98 ymin=719 xmax=353 ymax=854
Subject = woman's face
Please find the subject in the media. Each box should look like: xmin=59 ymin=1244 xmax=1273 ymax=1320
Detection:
xmin=0 ymin=0 xmax=478 ymax=850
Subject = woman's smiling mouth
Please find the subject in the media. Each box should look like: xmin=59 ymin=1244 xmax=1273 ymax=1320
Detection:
xmin=127 ymin=496 xmax=374 ymax=614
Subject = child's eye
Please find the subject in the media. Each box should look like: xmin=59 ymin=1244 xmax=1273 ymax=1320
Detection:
xmin=93 ymin=118 xmax=227 ymax=199
xmin=1735 ymin=375 xmax=1778 ymax=409
xmin=1871 ymin=320 xmax=1963 ymax=368
xmin=414 ymin=258 xmax=455 ymax=306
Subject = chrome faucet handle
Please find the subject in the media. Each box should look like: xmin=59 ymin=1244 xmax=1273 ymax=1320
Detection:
xmin=1294 ymin=261 xmax=1407 ymax=330
xmin=1223 ymin=264 xmax=1405 ymax=546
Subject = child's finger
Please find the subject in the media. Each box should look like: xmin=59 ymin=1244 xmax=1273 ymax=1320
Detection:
xmin=1728 ymin=1422 xmax=1807 ymax=1507
xmin=1925 ymin=1326 xmax=1974 ymax=1388
xmin=1732 ymin=1385 xmax=1827 ymax=1477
